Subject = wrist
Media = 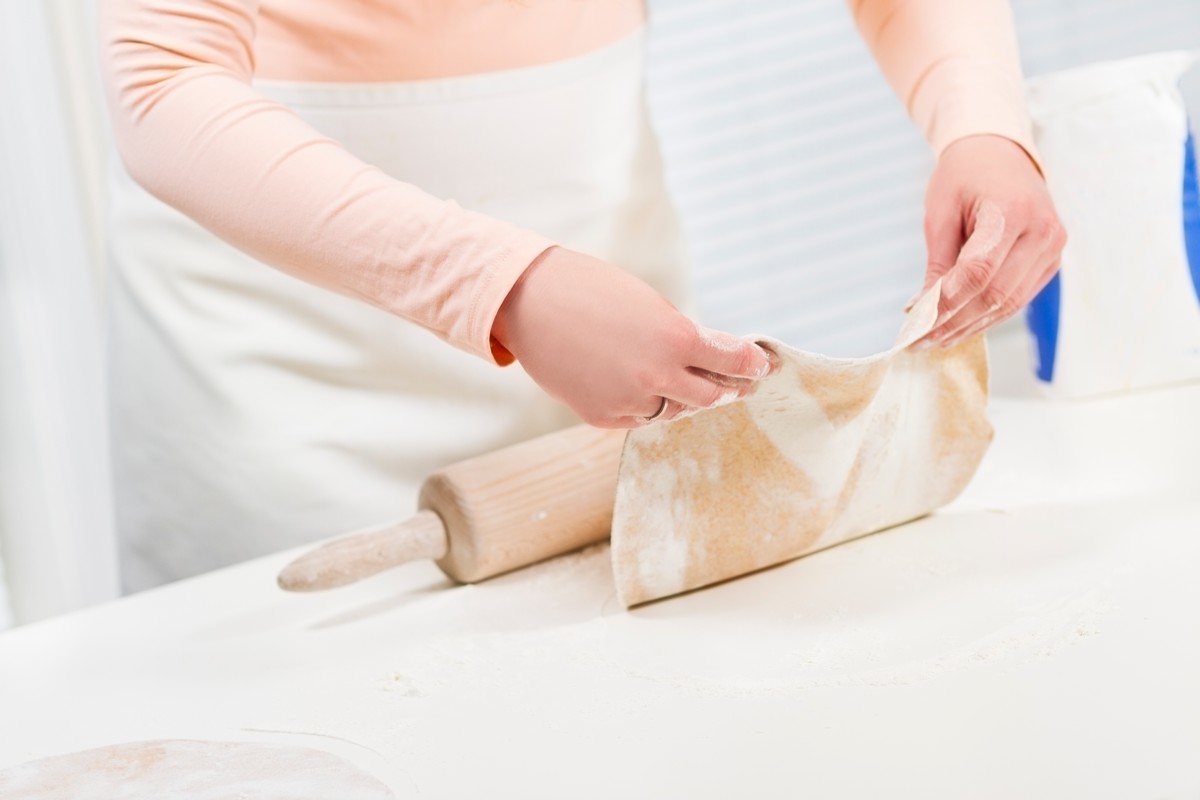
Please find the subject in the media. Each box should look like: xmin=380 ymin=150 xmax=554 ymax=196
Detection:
xmin=491 ymin=245 xmax=560 ymax=360
xmin=941 ymin=133 xmax=1044 ymax=178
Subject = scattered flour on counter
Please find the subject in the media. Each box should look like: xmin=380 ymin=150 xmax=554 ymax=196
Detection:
xmin=590 ymin=602 xmax=1114 ymax=696
xmin=374 ymin=531 xmax=1123 ymax=701
xmin=592 ymin=539 xmax=1124 ymax=696
xmin=0 ymin=740 xmax=396 ymax=799
xmin=502 ymin=542 xmax=614 ymax=589
xmin=374 ymin=590 xmax=1115 ymax=702
xmin=378 ymin=673 xmax=428 ymax=699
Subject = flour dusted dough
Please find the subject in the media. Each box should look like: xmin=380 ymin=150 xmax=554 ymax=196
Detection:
xmin=0 ymin=739 xmax=396 ymax=799
xmin=611 ymin=284 xmax=993 ymax=607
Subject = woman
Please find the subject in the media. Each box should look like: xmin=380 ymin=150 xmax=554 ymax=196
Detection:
xmin=99 ymin=0 xmax=1064 ymax=590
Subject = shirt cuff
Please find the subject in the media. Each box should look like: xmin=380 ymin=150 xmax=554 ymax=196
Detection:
xmin=462 ymin=229 xmax=555 ymax=365
xmin=912 ymin=61 xmax=1045 ymax=175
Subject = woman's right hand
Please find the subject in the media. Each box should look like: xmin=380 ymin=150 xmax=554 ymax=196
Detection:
xmin=492 ymin=247 xmax=773 ymax=428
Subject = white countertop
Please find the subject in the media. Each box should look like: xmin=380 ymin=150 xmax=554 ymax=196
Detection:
xmin=3 ymin=331 xmax=1199 ymax=799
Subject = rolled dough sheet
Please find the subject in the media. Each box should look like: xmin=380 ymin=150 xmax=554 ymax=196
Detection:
xmin=611 ymin=284 xmax=993 ymax=607
xmin=0 ymin=739 xmax=396 ymax=799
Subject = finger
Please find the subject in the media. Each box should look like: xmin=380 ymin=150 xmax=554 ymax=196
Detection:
xmin=995 ymin=216 xmax=1065 ymax=318
xmin=932 ymin=235 xmax=1056 ymax=346
xmin=1025 ymin=257 xmax=1062 ymax=302
xmin=923 ymin=205 xmax=965 ymax=294
xmin=690 ymin=325 xmax=772 ymax=379
xmin=640 ymin=396 xmax=668 ymax=421
xmin=936 ymin=202 xmax=1020 ymax=324
xmin=662 ymin=369 xmax=752 ymax=410
xmin=935 ymin=209 xmax=1064 ymax=345
xmin=938 ymin=303 xmax=1006 ymax=350
xmin=943 ymin=253 xmax=1063 ymax=348
xmin=928 ymin=232 xmax=1041 ymax=344
xmin=689 ymin=368 xmax=756 ymax=393
xmin=660 ymin=399 xmax=695 ymax=422
xmin=619 ymin=371 xmax=757 ymax=428
xmin=615 ymin=399 xmax=694 ymax=428
xmin=612 ymin=371 xmax=755 ymax=429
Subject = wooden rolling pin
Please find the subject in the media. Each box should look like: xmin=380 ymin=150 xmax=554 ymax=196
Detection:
xmin=277 ymin=425 xmax=627 ymax=591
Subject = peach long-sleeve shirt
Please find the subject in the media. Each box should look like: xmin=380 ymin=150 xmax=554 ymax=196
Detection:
xmin=99 ymin=0 xmax=1037 ymax=363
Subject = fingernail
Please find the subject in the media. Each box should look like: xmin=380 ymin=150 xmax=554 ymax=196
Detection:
xmin=759 ymin=346 xmax=781 ymax=377
xmin=745 ymin=344 xmax=768 ymax=378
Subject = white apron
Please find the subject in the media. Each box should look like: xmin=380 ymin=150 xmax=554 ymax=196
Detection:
xmin=107 ymin=30 xmax=689 ymax=591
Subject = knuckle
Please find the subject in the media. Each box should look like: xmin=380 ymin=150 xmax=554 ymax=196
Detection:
xmin=997 ymin=296 xmax=1022 ymax=319
xmin=926 ymin=264 xmax=952 ymax=284
xmin=664 ymin=318 xmax=700 ymax=355
xmin=1012 ymin=195 xmax=1036 ymax=220
xmin=980 ymin=285 xmax=1009 ymax=313
xmin=956 ymin=260 xmax=994 ymax=293
xmin=1035 ymin=212 xmax=1061 ymax=242
xmin=728 ymin=344 xmax=755 ymax=377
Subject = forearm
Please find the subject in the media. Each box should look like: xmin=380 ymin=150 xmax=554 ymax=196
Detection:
xmin=99 ymin=0 xmax=552 ymax=361
xmin=847 ymin=0 xmax=1040 ymax=169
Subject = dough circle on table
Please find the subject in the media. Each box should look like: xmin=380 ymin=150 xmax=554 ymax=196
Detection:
xmin=611 ymin=282 xmax=993 ymax=607
xmin=0 ymin=739 xmax=397 ymax=799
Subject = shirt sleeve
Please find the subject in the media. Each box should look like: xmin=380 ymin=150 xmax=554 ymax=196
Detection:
xmin=98 ymin=0 xmax=554 ymax=363
xmin=847 ymin=0 xmax=1042 ymax=171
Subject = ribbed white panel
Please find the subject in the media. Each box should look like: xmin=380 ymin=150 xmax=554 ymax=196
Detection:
xmin=646 ymin=0 xmax=1200 ymax=357
xmin=0 ymin=0 xmax=119 ymax=626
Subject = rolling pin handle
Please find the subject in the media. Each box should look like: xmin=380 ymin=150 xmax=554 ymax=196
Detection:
xmin=276 ymin=510 xmax=449 ymax=592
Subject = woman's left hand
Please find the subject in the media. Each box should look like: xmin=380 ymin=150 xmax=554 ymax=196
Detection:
xmin=917 ymin=134 xmax=1067 ymax=348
